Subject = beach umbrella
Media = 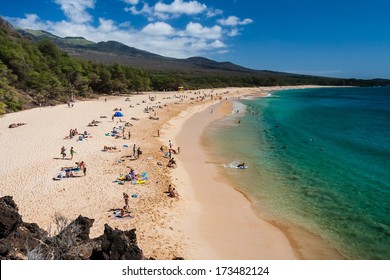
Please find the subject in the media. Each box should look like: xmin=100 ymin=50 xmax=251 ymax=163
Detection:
xmin=114 ymin=111 xmax=124 ymax=117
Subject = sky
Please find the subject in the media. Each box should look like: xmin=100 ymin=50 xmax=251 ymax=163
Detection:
xmin=1 ymin=0 xmax=390 ymax=79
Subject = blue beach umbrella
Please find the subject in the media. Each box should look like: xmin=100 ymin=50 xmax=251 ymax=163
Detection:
xmin=114 ymin=111 xmax=124 ymax=117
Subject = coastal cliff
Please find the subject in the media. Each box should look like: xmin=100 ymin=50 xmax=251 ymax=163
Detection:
xmin=0 ymin=196 xmax=149 ymax=260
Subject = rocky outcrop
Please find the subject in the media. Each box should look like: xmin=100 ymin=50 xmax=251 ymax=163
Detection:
xmin=0 ymin=196 xmax=145 ymax=260
xmin=0 ymin=196 xmax=48 ymax=259
xmin=91 ymin=225 xmax=144 ymax=260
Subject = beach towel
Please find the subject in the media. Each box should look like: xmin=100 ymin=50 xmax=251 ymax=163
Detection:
xmin=64 ymin=167 xmax=80 ymax=172
xmin=113 ymin=215 xmax=132 ymax=220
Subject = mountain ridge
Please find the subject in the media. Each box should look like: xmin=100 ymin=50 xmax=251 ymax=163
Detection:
xmin=18 ymin=28 xmax=277 ymax=75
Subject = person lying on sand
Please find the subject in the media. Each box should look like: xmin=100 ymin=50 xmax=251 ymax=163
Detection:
xmin=103 ymin=146 xmax=117 ymax=151
xmin=167 ymin=158 xmax=177 ymax=168
xmin=8 ymin=123 xmax=27 ymax=128
xmin=113 ymin=207 xmax=132 ymax=218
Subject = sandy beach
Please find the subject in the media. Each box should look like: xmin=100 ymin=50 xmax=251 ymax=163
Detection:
xmin=0 ymin=86 xmax=333 ymax=259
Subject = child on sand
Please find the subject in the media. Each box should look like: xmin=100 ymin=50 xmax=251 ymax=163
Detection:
xmin=70 ymin=147 xmax=75 ymax=160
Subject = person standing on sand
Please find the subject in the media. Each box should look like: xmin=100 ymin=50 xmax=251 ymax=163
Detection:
xmin=123 ymin=192 xmax=129 ymax=211
xmin=79 ymin=161 xmax=86 ymax=176
xmin=70 ymin=147 xmax=75 ymax=160
xmin=133 ymin=144 xmax=137 ymax=158
xmin=61 ymin=146 xmax=66 ymax=159
xmin=128 ymin=131 xmax=131 ymax=140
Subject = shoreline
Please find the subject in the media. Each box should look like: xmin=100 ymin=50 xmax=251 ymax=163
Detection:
xmin=164 ymin=86 xmax=345 ymax=259
xmin=0 ymin=86 xmax=342 ymax=259
xmin=171 ymin=100 xmax=297 ymax=259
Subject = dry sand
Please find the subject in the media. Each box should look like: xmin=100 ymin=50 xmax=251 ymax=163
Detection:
xmin=0 ymin=86 xmax=334 ymax=259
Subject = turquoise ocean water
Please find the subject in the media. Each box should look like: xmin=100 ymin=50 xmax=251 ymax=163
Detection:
xmin=205 ymin=87 xmax=390 ymax=259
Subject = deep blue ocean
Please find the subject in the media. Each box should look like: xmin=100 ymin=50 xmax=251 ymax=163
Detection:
xmin=205 ymin=87 xmax=390 ymax=259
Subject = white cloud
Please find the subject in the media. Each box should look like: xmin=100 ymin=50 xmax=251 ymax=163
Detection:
xmin=54 ymin=0 xmax=96 ymax=23
xmin=227 ymin=28 xmax=240 ymax=37
xmin=125 ymin=3 xmax=158 ymax=20
xmin=96 ymin=18 xmax=118 ymax=33
xmin=6 ymin=14 xmax=47 ymax=30
xmin=209 ymin=40 xmax=225 ymax=48
xmin=125 ymin=0 xmax=209 ymax=20
xmin=185 ymin=22 xmax=222 ymax=40
xmin=141 ymin=21 xmax=175 ymax=36
xmin=123 ymin=0 xmax=139 ymax=4
xmin=206 ymin=8 xmax=223 ymax=18
xmin=218 ymin=15 xmax=253 ymax=26
xmin=155 ymin=0 xmax=207 ymax=16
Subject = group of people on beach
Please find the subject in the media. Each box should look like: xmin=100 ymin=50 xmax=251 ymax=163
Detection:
xmin=54 ymin=160 xmax=86 ymax=179
xmin=130 ymin=144 xmax=142 ymax=159
xmin=60 ymin=146 xmax=76 ymax=160
xmin=59 ymin=144 xmax=86 ymax=177
xmin=61 ymin=95 xmax=188 ymax=222
xmin=69 ymin=128 xmax=78 ymax=138
xmin=117 ymin=192 xmax=132 ymax=218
